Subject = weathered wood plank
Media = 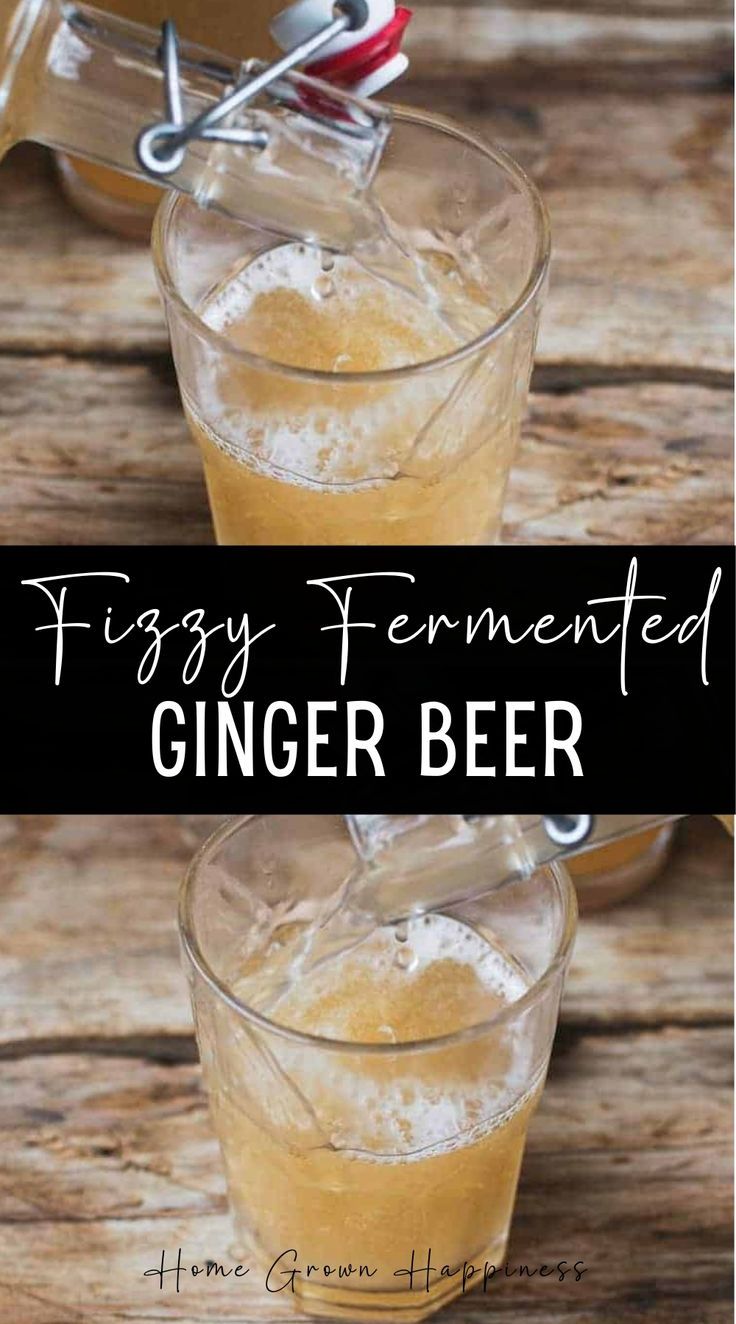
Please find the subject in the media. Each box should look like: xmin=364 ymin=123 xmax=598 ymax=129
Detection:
xmin=0 ymin=816 xmax=731 ymax=1052
xmin=504 ymin=380 xmax=733 ymax=544
xmin=563 ymin=815 xmax=733 ymax=1025
xmin=0 ymin=148 xmax=163 ymax=355
xmin=414 ymin=1 xmax=732 ymax=16
xmin=0 ymin=353 xmax=185 ymax=473
xmin=0 ymin=353 xmax=729 ymax=543
xmin=0 ymin=1025 xmax=730 ymax=1320
xmin=0 ymin=471 xmax=212 ymax=546
xmin=0 ymin=1054 xmax=219 ymax=1225
xmin=405 ymin=5 xmax=733 ymax=89
xmin=0 ymin=815 xmax=193 ymax=1046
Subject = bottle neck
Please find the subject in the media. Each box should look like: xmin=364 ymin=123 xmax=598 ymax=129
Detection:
xmin=3 ymin=1 xmax=226 ymax=165
xmin=0 ymin=0 xmax=390 ymax=247
xmin=0 ymin=0 xmax=41 ymax=151
xmin=345 ymin=814 xmax=682 ymax=920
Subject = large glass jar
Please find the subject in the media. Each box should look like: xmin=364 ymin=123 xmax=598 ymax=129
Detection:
xmin=568 ymin=824 xmax=676 ymax=913
xmin=57 ymin=0 xmax=283 ymax=238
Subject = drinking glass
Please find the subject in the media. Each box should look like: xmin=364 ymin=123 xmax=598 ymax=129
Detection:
xmin=154 ymin=109 xmax=550 ymax=545
xmin=179 ymin=814 xmax=576 ymax=1321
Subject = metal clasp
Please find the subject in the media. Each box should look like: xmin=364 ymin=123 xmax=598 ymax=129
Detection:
xmin=543 ymin=815 xmax=594 ymax=848
xmin=136 ymin=0 xmax=371 ymax=178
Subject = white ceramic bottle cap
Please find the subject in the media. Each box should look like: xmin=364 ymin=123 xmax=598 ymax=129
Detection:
xmin=271 ymin=0 xmax=402 ymax=68
xmin=352 ymin=51 xmax=409 ymax=96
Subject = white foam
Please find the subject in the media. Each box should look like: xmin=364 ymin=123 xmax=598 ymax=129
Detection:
xmin=204 ymin=245 xmax=329 ymax=325
xmin=345 ymin=1071 xmax=545 ymax=1163
xmin=224 ymin=1036 xmax=541 ymax=1160
xmin=201 ymin=244 xmax=453 ymax=355
xmin=228 ymin=914 xmax=537 ymax=1156
xmin=376 ymin=914 xmax=528 ymax=1002
xmin=275 ymin=913 xmax=528 ymax=1022
xmin=190 ymin=244 xmax=467 ymax=486
xmin=184 ymin=396 xmax=393 ymax=491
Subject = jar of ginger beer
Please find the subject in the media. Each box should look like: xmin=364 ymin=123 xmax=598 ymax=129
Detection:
xmin=568 ymin=824 xmax=676 ymax=913
xmin=57 ymin=0 xmax=283 ymax=238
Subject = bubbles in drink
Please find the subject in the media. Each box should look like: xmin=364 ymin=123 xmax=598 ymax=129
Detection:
xmin=210 ymin=862 xmax=546 ymax=1319
xmin=260 ymin=912 xmax=528 ymax=1045
xmin=392 ymin=918 xmax=417 ymax=970
xmin=201 ymin=242 xmax=460 ymax=377
xmin=181 ymin=172 xmax=520 ymax=544
xmin=394 ymin=943 xmax=417 ymax=972
xmin=312 ymin=249 xmax=337 ymax=301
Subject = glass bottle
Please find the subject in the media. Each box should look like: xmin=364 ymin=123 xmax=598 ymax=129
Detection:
xmin=343 ymin=814 xmax=680 ymax=923
xmin=0 ymin=0 xmax=389 ymax=249
xmin=57 ymin=0 xmax=284 ymax=238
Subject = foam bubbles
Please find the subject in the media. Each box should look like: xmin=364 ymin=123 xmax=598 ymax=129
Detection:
xmin=203 ymin=245 xmax=328 ymax=327
xmin=226 ymin=913 xmax=539 ymax=1158
xmin=271 ymin=913 xmax=528 ymax=1036
xmin=189 ymin=243 xmax=468 ymax=487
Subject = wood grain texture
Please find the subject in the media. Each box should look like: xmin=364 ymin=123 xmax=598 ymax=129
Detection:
xmin=0 ymin=148 xmax=162 ymax=356
xmin=504 ymin=381 xmax=733 ymax=545
xmin=0 ymin=1027 xmax=729 ymax=1223
xmin=406 ymin=4 xmax=733 ymax=89
xmin=0 ymin=816 xmax=731 ymax=1323
xmin=0 ymin=814 xmax=192 ymax=1049
xmin=564 ymin=817 xmax=734 ymax=1024
xmin=413 ymin=1 xmax=732 ymax=15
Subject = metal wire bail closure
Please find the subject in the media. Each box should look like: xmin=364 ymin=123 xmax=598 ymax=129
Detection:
xmin=135 ymin=0 xmax=371 ymax=179
xmin=543 ymin=815 xmax=594 ymax=848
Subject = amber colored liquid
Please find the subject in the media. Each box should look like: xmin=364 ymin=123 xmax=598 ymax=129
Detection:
xmin=209 ymin=916 xmax=541 ymax=1320
xmin=568 ymin=824 xmax=675 ymax=913
xmin=185 ymin=245 xmax=513 ymax=545
xmin=62 ymin=0 xmax=281 ymax=226
xmin=567 ymin=827 xmax=664 ymax=879
xmin=194 ymin=412 xmax=507 ymax=545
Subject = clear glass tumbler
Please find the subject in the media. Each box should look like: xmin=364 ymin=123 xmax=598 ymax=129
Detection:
xmin=179 ymin=815 xmax=576 ymax=1321
xmin=154 ymin=110 xmax=550 ymax=545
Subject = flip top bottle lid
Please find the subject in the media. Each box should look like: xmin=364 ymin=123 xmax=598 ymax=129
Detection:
xmin=271 ymin=0 xmax=412 ymax=96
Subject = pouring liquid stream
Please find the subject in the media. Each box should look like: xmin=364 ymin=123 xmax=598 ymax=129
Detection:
xmin=236 ymin=815 xmax=680 ymax=1017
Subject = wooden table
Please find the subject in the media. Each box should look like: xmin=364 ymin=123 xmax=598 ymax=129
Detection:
xmin=0 ymin=1 xmax=732 ymax=544
xmin=0 ymin=814 xmax=731 ymax=1322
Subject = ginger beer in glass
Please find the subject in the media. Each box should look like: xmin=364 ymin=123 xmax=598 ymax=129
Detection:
xmin=155 ymin=111 xmax=549 ymax=544
xmin=180 ymin=815 xmax=575 ymax=1321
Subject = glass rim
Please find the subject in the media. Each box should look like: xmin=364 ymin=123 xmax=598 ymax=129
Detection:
xmin=152 ymin=104 xmax=551 ymax=386
xmin=179 ymin=814 xmax=577 ymax=1057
